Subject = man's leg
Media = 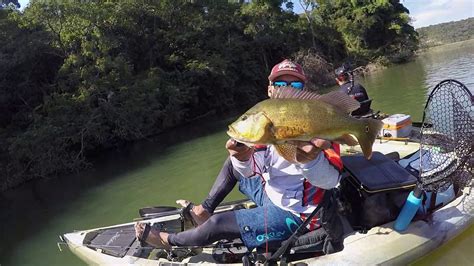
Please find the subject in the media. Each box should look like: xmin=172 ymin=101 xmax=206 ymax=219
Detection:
xmin=234 ymin=200 xmax=303 ymax=250
xmin=168 ymin=174 xmax=300 ymax=249
xmin=167 ymin=210 xmax=241 ymax=246
xmin=234 ymin=176 xmax=303 ymax=250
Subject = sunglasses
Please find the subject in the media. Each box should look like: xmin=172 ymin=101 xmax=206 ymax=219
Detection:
xmin=272 ymin=80 xmax=304 ymax=90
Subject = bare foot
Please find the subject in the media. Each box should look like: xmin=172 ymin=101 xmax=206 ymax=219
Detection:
xmin=135 ymin=222 xmax=171 ymax=249
xmin=176 ymin=200 xmax=211 ymax=225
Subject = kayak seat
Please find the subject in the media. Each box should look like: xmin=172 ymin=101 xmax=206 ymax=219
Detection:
xmin=285 ymin=189 xmax=345 ymax=260
xmin=351 ymin=98 xmax=372 ymax=116
xmin=84 ymin=225 xmax=137 ymax=257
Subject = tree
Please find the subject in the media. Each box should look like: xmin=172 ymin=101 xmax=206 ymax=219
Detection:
xmin=314 ymin=0 xmax=418 ymax=63
xmin=0 ymin=0 xmax=420 ymax=190
xmin=417 ymin=18 xmax=474 ymax=48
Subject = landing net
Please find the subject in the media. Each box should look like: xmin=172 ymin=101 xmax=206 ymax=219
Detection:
xmin=419 ymin=79 xmax=473 ymax=192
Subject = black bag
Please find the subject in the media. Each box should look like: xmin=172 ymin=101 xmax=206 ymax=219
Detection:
xmin=266 ymin=189 xmax=344 ymax=263
xmin=292 ymin=189 xmax=344 ymax=255
xmin=339 ymin=152 xmax=417 ymax=230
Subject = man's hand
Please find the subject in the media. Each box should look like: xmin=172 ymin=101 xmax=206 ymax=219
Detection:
xmin=291 ymin=138 xmax=331 ymax=164
xmin=226 ymin=139 xmax=254 ymax=161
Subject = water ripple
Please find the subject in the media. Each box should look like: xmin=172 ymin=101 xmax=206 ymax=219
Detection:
xmin=361 ymin=43 xmax=473 ymax=121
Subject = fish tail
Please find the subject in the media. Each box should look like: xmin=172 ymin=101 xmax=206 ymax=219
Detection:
xmin=355 ymin=118 xmax=383 ymax=159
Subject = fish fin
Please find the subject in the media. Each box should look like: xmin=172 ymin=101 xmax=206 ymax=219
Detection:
xmin=355 ymin=118 xmax=383 ymax=159
xmin=274 ymin=143 xmax=299 ymax=163
xmin=271 ymin=86 xmax=322 ymax=100
xmin=335 ymin=134 xmax=359 ymax=146
xmin=272 ymin=88 xmax=360 ymax=114
xmin=318 ymin=91 xmax=360 ymax=114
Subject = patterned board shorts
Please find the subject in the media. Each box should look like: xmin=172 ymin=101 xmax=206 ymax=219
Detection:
xmin=234 ymin=175 xmax=303 ymax=249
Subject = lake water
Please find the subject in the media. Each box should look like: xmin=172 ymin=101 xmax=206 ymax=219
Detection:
xmin=0 ymin=41 xmax=473 ymax=265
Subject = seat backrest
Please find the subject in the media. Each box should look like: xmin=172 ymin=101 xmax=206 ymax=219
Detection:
xmin=351 ymin=98 xmax=372 ymax=116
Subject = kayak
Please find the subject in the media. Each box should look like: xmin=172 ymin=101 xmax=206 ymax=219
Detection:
xmin=59 ymin=136 xmax=474 ymax=265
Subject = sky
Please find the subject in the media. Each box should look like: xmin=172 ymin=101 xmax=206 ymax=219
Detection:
xmin=291 ymin=0 xmax=473 ymax=28
xmin=17 ymin=0 xmax=474 ymax=29
xmin=400 ymin=0 xmax=473 ymax=28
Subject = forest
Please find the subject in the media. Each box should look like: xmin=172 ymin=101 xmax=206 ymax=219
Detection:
xmin=417 ymin=17 xmax=474 ymax=49
xmin=0 ymin=0 xmax=418 ymax=191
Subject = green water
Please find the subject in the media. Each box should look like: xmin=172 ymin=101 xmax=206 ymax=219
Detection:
xmin=411 ymin=224 xmax=474 ymax=266
xmin=361 ymin=40 xmax=474 ymax=122
xmin=1 ymin=43 xmax=473 ymax=265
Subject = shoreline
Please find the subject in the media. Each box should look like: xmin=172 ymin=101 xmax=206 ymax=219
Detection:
xmin=356 ymin=38 xmax=474 ymax=77
xmin=3 ymin=40 xmax=472 ymax=192
xmin=417 ymin=38 xmax=474 ymax=54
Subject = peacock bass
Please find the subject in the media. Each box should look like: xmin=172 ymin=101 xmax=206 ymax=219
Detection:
xmin=227 ymin=87 xmax=383 ymax=162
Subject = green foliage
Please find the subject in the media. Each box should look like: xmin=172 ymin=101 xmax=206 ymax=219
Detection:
xmin=0 ymin=0 xmax=421 ymax=190
xmin=417 ymin=18 xmax=474 ymax=49
xmin=314 ymin=0 xmax=418 ymax=63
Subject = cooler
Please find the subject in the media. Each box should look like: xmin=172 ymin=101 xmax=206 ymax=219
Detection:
xmin=380 ymin=114 xmax=412 ymax=138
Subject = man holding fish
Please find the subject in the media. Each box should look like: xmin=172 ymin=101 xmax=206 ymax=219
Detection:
xmin=135 ymin=59 xmax=382 ymax=254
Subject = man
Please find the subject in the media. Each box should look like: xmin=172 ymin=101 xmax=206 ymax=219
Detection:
xmin=135 ymin=59 xmax=343 ymax=254
xmin=335 ymin=65 xmax=371 ymax=116
xmin=335 ymin=64 xmax=369 ymax=104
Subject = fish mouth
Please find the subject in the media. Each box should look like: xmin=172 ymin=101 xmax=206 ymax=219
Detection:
xmin=227 ymin=125 xmax=238 ymax=139
xmin=227 ymin=125 xmax=245 ymax=143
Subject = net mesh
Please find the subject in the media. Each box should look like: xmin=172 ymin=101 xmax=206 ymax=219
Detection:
xmin=419 ymin=80 xmax=473 ymax=192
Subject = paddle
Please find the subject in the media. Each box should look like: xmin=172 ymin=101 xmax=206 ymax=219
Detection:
xmin=394 ymin=79 xmax=473 ymax=231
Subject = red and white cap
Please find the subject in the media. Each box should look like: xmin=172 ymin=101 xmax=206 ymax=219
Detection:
xmin=268 ymin=59 xmax=307 ymax=82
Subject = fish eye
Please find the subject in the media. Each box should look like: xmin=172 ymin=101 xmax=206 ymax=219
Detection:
xmin=241 ymin=115 xmax=247 ymax=121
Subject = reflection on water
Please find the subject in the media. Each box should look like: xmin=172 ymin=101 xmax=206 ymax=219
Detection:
xmin=360 ymin=41 xmax=474 ymax=122
xmin=361 ymin=58 xmax=427 ymax=121
xmin=420 ymin=43 xmax=474 ymax=92
xmin=0 ymin=119 xmax=240 ymax=266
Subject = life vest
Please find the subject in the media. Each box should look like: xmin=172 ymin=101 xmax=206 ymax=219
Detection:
xmin=301 ymin=142 xmax=342 ymax=230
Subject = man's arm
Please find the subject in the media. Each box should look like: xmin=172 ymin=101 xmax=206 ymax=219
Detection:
xmin=226 ymin=139 xmax=265 ymax=178
xmin=292 ymin=139 xmax=341 ymax=189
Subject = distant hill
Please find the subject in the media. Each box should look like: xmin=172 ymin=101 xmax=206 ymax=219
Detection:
xmin=417 ymin=18 xmax=474 ymax=48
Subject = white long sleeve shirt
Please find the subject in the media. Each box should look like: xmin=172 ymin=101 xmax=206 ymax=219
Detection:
xmin=230 ymin=145 xmax=341 ymax=215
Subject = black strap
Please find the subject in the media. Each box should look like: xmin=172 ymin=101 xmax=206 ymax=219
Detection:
xmin=268 ymin=191 xmax=331 ymax=262
xmin=429 ymin=191 xmax=438 ymax=212
xmin=181 ymin=202 xmax=198 ymax=227
xmin=421 ymin=191 xmax=427 ymax=213
xmin=138 ymin=223 xmax=151 ymax=245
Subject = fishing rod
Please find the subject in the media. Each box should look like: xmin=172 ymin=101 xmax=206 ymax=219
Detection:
xmin=348 ymin=68 xmax=355 ymax=94
xmin=137 ymin=198 xmax=251 ymax=220
xmin=339 ymin=61 xmax=355 ymax=95
xmin=58 ymin=238 xmax=245 ymax=253
xmin=83 ymin=241 xmax=245 ymax=250
xmin=58 ymin=230 xmax=246 ymax=251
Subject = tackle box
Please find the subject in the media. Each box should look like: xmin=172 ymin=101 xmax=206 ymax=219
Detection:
xmin=380 ymin=114 xmax=412 ymax=138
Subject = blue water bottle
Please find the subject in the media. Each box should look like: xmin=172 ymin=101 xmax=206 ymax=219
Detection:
xmin=394 ymin=187 xmax=423 ymax=232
